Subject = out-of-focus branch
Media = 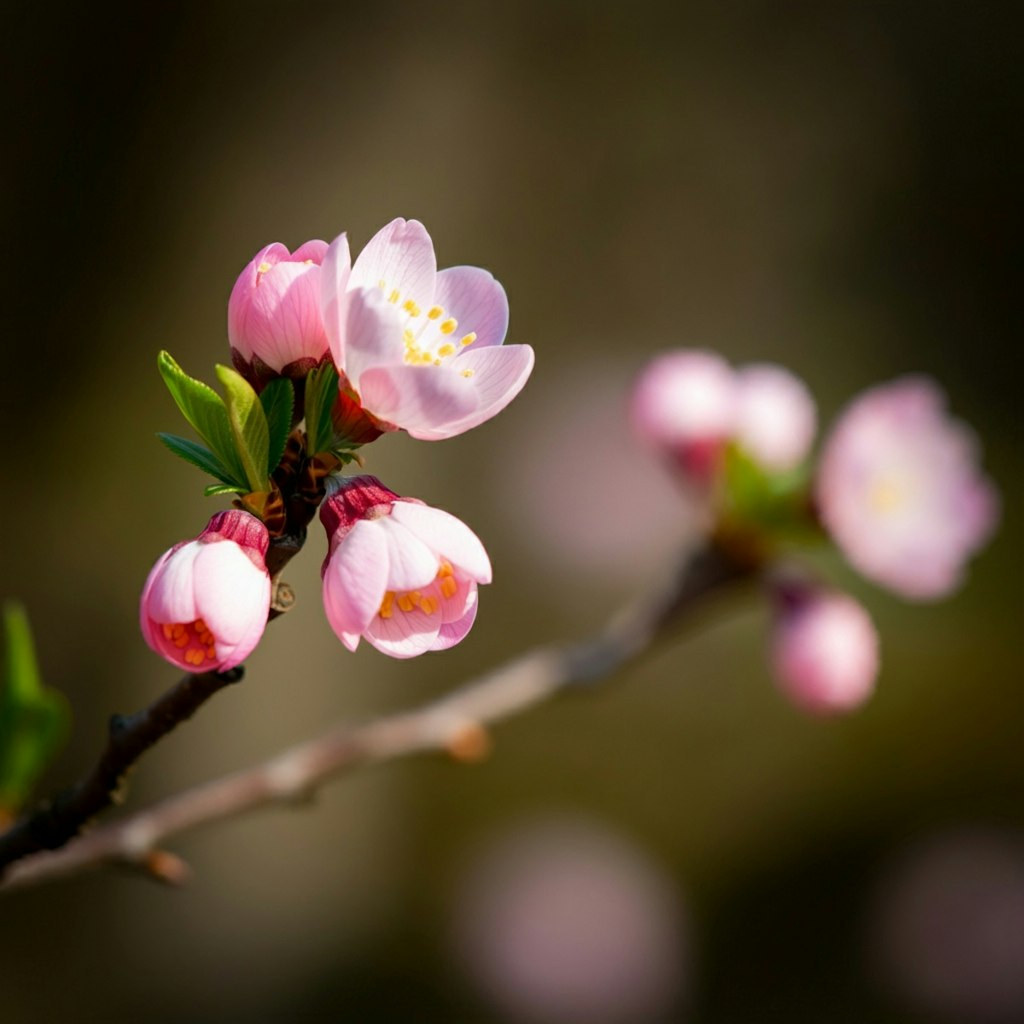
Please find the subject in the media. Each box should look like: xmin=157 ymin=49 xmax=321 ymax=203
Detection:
xmin=1 ymin=546 xmax=753 ymax=893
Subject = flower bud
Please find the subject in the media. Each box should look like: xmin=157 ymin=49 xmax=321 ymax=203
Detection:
xmin=734 ymin=363 xmax=817 ymax=471
xmin=771 ymin=585 xmax=879 ymax=715
xmin=140 ymin=511 xmax=271 ymax=672
xmin=630 ymin=349 xmax=737 ymax=482
xmin=320 ymin=475 xmax=492 ymax=658
xmin=228 ymin=239 xmax=330 ymax=386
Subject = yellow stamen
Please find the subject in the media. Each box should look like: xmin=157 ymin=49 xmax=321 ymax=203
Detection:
xmin=162 ymin=624 xmax=174 ymax=640
xmin=438 ymin=561 xmax=453 ymax=577
xmin=440 ymin=576 xmax=458 ymax=599
xmin=397 ymin=593 xmax=416 ymax=613
xmin=174 ymin=633 xmax=189 ymax=649
xmin=427 ymin=305 xmax=443 ymax=320
xmin=437 ymin=343 xmax=455 ymax=358
xmin=461 ymin=369 xmax=475 ymax=378
xmin=420 ymin=596 xmax=439 ymax=616
xmin=402 ymin=299 xmax=421 ymax=317
xmin=206 ymin=646 xmax=217 ymax=659
xmin=460 ymin=332 xmax=477 ymax=347
xmin=257 ymin=261 xmax=272 ymax=274
xmin=388 ymin=289 xmax=401 ymax=304
xmin=439 ymin=318 xmax=457 ymax=335
xmin=379 ymin=592 xmax=395 ymax=619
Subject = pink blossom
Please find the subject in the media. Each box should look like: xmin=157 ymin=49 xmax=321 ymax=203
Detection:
xmin=771 ymin=585 xmax=879 ymax=715
xmin=817 ymin=377 xmax=998 ymax=600
xmin=320 ymin=475 xmax=491 ymax=658
xmin=140 ymin=511 xmax=271 ymax=672
xmin=228 ymin=239 xmax=330 ymax=383
xmin=319 ymin=219 xmax=535 ymax=440
xmin=734 ymin=363 xmax=817 ymax=471
xmin=630 ymin=349 xmax=737 ymax=481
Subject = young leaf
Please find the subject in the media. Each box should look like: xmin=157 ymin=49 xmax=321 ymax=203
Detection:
xmin=215 ymin=365 xmax=270 ymax=493
xmin=304 ymin=363 xmax=339 ymax=455
xmin=259 ymin=377 xmax=295 ymax=476
xmin=157 ymin=352 xmax=248 ymax=484
xmin=0 ymin=603 xmax=70 ymax=815
xmin=203 ymin=483 xmax=250 ymax=497
xmin=157 ymin=433 xmax=244 ymax=487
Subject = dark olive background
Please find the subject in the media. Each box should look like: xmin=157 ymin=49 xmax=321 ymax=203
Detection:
xmin=1 ymin=2 xmax=1020 ymax=1022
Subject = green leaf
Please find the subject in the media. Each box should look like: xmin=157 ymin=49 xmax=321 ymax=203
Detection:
xmin=0 ymin=603 xmax=70 ymax=814
xmin=157 ymin=352 xmax=248 ymax=484
xmin=157 ymin=433 xmax=243 ymax=487
xmin=203 ymin=483 xmax=250 ymax=497
xmin=304 ymin=363 xmax=339 ymax=455
xmin=215 ymin=365 xmax=270 ymax=493
xmin=259 ymin=378 xmax=295 ymax=475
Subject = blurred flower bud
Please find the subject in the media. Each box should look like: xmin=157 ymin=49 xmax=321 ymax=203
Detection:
xmin=734 ymin=363 xmax=817 ymax=471
xmin=140 ymin=511 xmax=271 ymax=672
xmin=228 ymin=239 xmax=329 ymax=385
xmin=320 ymin=475 xmax=491 ymax=658
xmin=771 ymin=583 xmax=879 ymax=714
xmin=816 ymin=377 xmax=998 ymax=600
xmin=630 ymin=349 xmax=737 ymax=483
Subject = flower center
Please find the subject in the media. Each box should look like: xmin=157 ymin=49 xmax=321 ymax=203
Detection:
xmin=376 ymin=280 xmax=477 ymax=378
xmin=868 ymin=477 xmax=907 ymax=514
xmin=161 ymin=618 xmax=218 ymax=667
xmin=377 ymin=561 xmax=459 ymax=620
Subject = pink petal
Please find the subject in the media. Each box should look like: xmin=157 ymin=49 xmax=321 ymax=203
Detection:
xmin=407 ymin=344 xmax=535 ymax=440
xmin=244 ymin=261 xmax=327 ymax=371
xmin=191 ymin=542 xmax=270 ymax=646
xmin=376 ymin=517 xmax=442 ymax=590
xmin=342 ymin=287 xmax=407 ymax=385
xmin=349 ymin=218 xmax=437 ymax=308
xmin=292 ymin=239 xmax=328 ymax=263
xmin=322 ymin=519 xmax=390 ymax=638
xmin=144 ymin=542 xmax=201 ymax=624
xmin=431 ymin=591 xmax=479 ymax=651
xmin=356 ymin=360 xmax=481 ymax=434
xmin=433 ymin=266 xmax=509 ymax=348
xmin=364 ymin=604 xmax=441 ymax=659
xmin=320 ymin=233 xmax=352 ymax=369
xmin=390 ymin=502 xmax=492 ymax=583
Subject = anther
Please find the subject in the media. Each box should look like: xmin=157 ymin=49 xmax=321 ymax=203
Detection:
xmin=440 ymin=318 xmax=457 ymax=335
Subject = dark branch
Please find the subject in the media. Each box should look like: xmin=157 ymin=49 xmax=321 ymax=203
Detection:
xmin=0 ymin=668 xmax=243 ymax=874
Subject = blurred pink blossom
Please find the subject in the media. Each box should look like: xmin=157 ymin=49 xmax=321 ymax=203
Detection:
xmin=140 ymin=511 xmax=271 ymax=672
xmin=228 ymin=239 xmax=329 ymax=383
xmin=771 ymin=585 xmax=879 ymax=714
xmin=734 ymin=363 xmax=817 ymax=471
xmin=869 ymin=827 xmax=1024 ymax=1023
xmin=451 ymin=817 xmax=688 ymax=1024
xmin=320 ymin=218 xmax=535 ymax=440
xmin=630 ymin=348 xmax=737 ymax=482
xmin=817 ymin=377 xmax=998 ymax=600
xmin=320 ymin=475 xmax=491 ymax=658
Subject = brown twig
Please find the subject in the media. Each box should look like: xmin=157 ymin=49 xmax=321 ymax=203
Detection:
xmin=1 ymin=545 xmax=753 ymax=893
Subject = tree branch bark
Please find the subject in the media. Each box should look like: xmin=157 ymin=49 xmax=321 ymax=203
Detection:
xmin=1 ymin=546 xmax=753 ymax=893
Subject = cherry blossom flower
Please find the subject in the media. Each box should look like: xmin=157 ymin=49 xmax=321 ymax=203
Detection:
xmin=319 ymin=218 xmax=534 ymax=440
xmin=771 ymin=585 xmax=879 ymax=715
xmin=140 ymin=511 xmax=271 ymax=672
xmin=734 ymin=363 xmax=817 ymax=471
xmin=630 ymin=349 xmax=737 ymax=482
xmin=228 ymin=239 xmax=330 ymax=384
xmin=817 ymin=377 xmax=998 ymax=600
xmin=320 ymin=475 xmax=492 ymax=658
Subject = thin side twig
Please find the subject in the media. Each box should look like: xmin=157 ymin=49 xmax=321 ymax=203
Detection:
xmin=2 ymin=546 xmax=752 ymax=892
